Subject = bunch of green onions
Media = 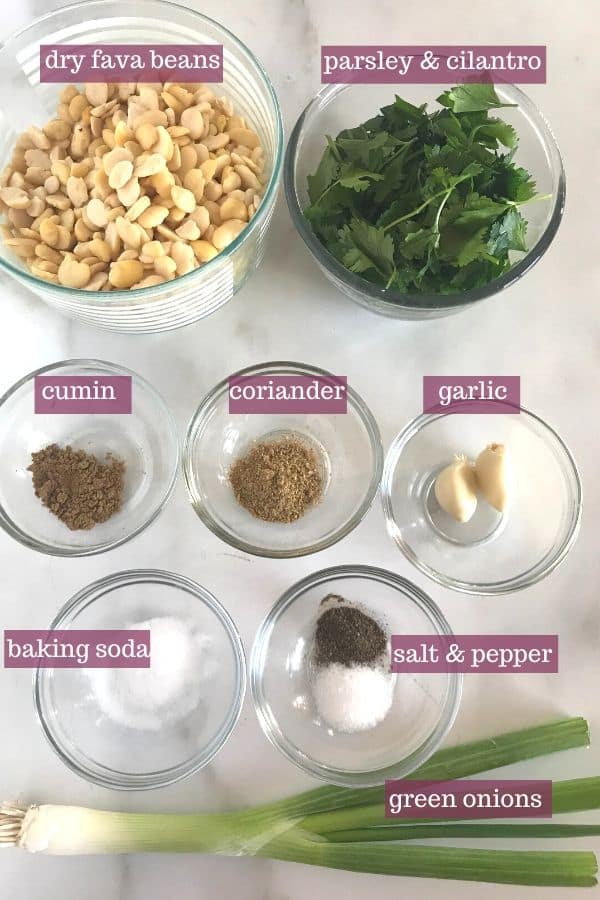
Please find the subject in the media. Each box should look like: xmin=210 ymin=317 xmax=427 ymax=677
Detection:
xmin=3 ymin=717 xmax=599 ymax=888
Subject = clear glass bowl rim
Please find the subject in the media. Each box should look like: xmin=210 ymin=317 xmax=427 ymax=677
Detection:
xmin=0 ymin=357 xmax=180 ymax=556
xmin=182 ymin=360 xmax=384 ymax=558
xmin=250 ymin=564 xmax=463 ymax=787
xmin=0 ymin=0 xmax=284 ymax=305
xmin=381 ymin=402 xmax=583 ymax=595
xmin=284 ymin=82 xmax=566 ymax=313
xmin=34 ymin=568 xmax=247 ymax=790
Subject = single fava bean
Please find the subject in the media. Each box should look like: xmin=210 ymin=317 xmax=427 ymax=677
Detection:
xmin=175 ymin=219 xmax=201 ymax=241
xmin=58 ymin=256 xmax=91 ymax=288
xmin=154 ymin=255 xmax=177 ymax=278
xmin=66 ymin=175 xmax=88 ymax=208
xmin=85 ymin=83 xmax=109 ymax=107
xmin=228 ymin=127 xmax=260 ymax=150
xmin=0 ymin=186 xmax=30 ymax=209
xmin=137 ymin=204 xmax=169 ymax=229
xmin=212 ymin=219 xmax=246 ymax=250
xmin=191 ymin=239 xmax=218 ymax=263
xmin=182 ymin=168 xmax=205 ymax=202
xmin=102 ymin=146 xmax=133 ymax=175
xmin=134 ymin=153 xmax=166 ymax=178
xmin=219 ymin=196 xmax=248 ymax=222
xmin=109 ymin=258 xmax=144 ymax=288
xmin=171 ymin=185 xmax=195 ymax=214
xmin=108 ymin=160 xmax=134 ymax=190
xmin=86 ymin=198 xmax=109 ymax=229
xmin=180 ymin=106 xmax=205 ymax=140
xmin=135 ymin=123 xmax=157 ymax=151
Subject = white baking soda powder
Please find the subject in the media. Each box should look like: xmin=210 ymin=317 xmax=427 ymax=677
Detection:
xmin=88 ymin=616 xmax=217 ymax=730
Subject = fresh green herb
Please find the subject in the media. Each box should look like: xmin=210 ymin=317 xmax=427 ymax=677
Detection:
xmin=3 ymin=718 xmax=598 ymax=887
xmin=304 ymin=84 xmax=549 ymax=297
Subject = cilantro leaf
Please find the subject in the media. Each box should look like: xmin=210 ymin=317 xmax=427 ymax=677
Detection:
xmin=338 ymin=219 xmax=395 ymax=279
xmin=437 ymin=83 xmax=517 ymax=114
xmin=451 ymin=194 xmax=509 ymax=228
xmin=474 ymin=118 xmax=518 ymax=150
xmin=336 ymin=130 xmax=397 ymax=170
xmin=380 ymin=95 xmax=427 ymax=128
xmin=488 ymin=208 xmax=528 ymax=255
xmin=338 ymin=165 xmax=384 ymax=192
xmin=439 ymin=221 xmax=490 ymax=267
xmin=307 ymin=142 xmax=339 ymax=204
xmin=496 ymin=164 xmax=538 ymax=202
xmin=398 ymin=227 xmax=438 ymax=260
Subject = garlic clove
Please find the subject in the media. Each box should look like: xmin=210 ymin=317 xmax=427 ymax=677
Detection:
xmin=475 ymin=443 xmax=511 ymax=513
xmin=434 ymin=455 xmax=478 ymax=523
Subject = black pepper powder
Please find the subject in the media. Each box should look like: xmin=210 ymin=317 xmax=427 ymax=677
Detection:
xmin=314 ymin=595 xmax=387 ymax=667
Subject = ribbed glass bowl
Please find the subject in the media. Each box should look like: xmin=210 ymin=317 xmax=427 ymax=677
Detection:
xmin=0 ymin=358 xmax=179 ymax=556
xmin=285 ymin=82 xmax=565 ymax=319
xmin=0 ymin=0 xmax=283 ymax=332
xmin=381 ymin=404 xmax=582 ymax=594
xmin=251 ymin=565 xmax=462 ymax=787
xmin=34 ymin=569 xmax=246 ymax=790
xmin=183 ymin=362 xmax=383 ymax=558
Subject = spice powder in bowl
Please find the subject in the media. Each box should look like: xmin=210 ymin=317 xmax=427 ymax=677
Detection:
xmin=229 ymin=434 xmax=324 ymax=523
xmin=28 ymin=443 xmax=125 ymax=530
xmin=311 ymin=595 xmax=395 ymax=734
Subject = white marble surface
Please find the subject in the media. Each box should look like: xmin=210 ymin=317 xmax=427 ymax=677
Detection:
xmin=1 ymin=1 xmax=599 ymax=897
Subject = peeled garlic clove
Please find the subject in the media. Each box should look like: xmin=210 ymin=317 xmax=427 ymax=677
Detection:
xmin=475 ymin=443 xmax=511 ymax=512
xmin=434 ymin=456 xmax=478 ymax=523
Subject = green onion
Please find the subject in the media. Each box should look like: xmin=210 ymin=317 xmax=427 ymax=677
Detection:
xmin=1 ymin=718 xmax=596 ymax=888
xmin=325 ymin=824 xmax=600 ymax=843
xmin=301 ymin=777 xmax=600 ymax=835
xmin=262 ymin=833 xmax=598 ymax=888
xmin=270 ymin=716 xmax=590 ymax=822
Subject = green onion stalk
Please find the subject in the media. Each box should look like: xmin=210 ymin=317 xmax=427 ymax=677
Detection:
xmin=2 ymin=718 xmax=598 ymax=888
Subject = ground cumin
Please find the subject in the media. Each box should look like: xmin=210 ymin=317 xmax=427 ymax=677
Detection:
xmin=28 ymin=443 xmax=125 ymax=531
xmin=229 ymin=435 xmax=323 ymax=523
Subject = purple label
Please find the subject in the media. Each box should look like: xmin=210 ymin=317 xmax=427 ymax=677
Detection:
xmin=40 ymin=44 xmax=223 ymax=83
xmin=423 ymin=376 xmax=520 ymax=414
xmin=34 ymin=375 xmax=132 ymax=414
xmin=321 ymin=46 xmax=546 ymax=84
xmin=228 ymin=375 xmax=348 ymax=414
xmin=391 ymin=635 xmax=558 ymax=673
xmin=385 ymin=780 xmax=553 ymax=819
xmin=4 ymin=630 xmax=150 ymax=668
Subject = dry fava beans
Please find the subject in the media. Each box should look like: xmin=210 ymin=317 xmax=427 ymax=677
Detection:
xmin=0 ymin=82 xmax=267 ymax=291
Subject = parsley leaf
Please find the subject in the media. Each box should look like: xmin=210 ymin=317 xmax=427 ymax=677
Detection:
xmin=437 ymin=83 xmax=517 ymax=114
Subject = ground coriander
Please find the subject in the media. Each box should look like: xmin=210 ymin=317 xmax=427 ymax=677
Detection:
xmin=229 ymin=435 xmax=323 ymax=523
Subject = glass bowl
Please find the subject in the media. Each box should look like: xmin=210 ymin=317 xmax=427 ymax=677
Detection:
xmin=381 ymin=403 xmax=582 ymax=594
xmin=0 ymin=359 xmax=179 ymax=556
xmin=251 ymin=565 xmax=461 ymax=787
xmin=0 ymin=0 xmax=283 ymax=332
xmin=285 ymin=82 xmax=565 ymax=319
xmin=183 ymin=362 xmax=383 ymax=558
xmin=35 ymin=569 xmax=246 ymax=790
